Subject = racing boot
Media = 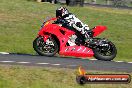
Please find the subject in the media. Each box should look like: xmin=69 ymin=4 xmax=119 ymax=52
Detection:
xmin=84 ymin=30 xmax=94 ymax=43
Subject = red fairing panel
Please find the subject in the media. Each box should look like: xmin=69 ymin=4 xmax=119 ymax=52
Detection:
xmin=92 ymin=26 xmax=107 ymax=37
xmin=59 ymin=45 xmax=94 ymax=57
xmin=38 ymin=24 xmax=75 ymax=50
xmin=38 ymin=19 xmax=94 ymax=58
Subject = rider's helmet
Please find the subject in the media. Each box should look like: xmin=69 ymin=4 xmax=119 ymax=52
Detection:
xmin=56 ymin=7 xmax=69 ymax=17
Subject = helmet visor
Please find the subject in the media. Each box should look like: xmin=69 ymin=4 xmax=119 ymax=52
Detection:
xmin=56 ymin=10 xmax=62 ymax=17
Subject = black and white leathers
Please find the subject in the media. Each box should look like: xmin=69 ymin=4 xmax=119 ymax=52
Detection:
xmin=63 ymin=13 xmax=90 ymax=39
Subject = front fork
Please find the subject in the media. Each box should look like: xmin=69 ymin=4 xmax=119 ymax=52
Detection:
xmin=37 ymin=34 xmax=50 ymax=42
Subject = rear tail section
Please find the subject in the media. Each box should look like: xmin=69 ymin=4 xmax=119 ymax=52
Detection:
xmin=92 ymin=26 xmax=107 ymax=37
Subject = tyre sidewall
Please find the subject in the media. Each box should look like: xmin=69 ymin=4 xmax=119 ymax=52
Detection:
xmin=33 ymin=37 xmax=59 ymax=56
xmin=94 ymin=41 xmax=117 ymax=61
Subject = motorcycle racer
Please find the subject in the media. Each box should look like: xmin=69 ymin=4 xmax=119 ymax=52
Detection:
xmin=56 ymin=7 xmax=93 ymax=46
xmin=33 ymin=7 xmax=117 ymax=61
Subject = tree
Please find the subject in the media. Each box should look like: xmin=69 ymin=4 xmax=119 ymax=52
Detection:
xmin=92 ymin=0 xmax=96 ymax=4
xmin=66 ymin=0 xmax=70 ymax=6
xmin=106 ymin=0 xmax=111 ymax=5
xmin=112 ymin=0 xmax=127 ymax=7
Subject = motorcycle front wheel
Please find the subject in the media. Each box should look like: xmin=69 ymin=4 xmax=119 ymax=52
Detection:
xmin=93 ymin=41 xmax=117 ymax=61
xmin=33 ymin=36 xmax=59 ymax=56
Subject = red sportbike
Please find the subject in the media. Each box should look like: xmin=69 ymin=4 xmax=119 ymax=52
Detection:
xmin=33 ymin=17 xmax=117 ymax=61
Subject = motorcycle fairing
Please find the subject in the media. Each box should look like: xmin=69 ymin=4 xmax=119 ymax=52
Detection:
xmin=38 ymin=24 xmax=75 ymax=49
xmin=59 ymin=45 xmax=94 ymax=57
xmin=38 ymin=24 xmax=94 ymax=57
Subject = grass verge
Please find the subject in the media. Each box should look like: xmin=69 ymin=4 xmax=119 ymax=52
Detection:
xmin=0 ymin=65 xmax=131 ymax=88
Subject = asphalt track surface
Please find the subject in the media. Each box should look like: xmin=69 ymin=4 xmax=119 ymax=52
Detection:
xmin=0 ymin=54 xmax=132 ymax=73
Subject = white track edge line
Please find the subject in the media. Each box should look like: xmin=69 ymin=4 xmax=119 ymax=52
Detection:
xmin=90 ymin=59 xmax=97 ymax=60
xmin=51 ymin=64 xmax=61 ymax=66
xmin=115 ymin=61 xmax=124 ymax=62
xmin=17 ymin=62 xmax=31 ymax=64
xmin=36 ymin=63 xmax=50 ymax=65
xmin=0 ymin=52 xmax=9 ymax=54
xmin=0 ymin=61 xmax=15 ymax=63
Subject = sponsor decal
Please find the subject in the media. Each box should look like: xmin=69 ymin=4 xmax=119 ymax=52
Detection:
xmin=76 ymin=66 xmax=131 ymax=84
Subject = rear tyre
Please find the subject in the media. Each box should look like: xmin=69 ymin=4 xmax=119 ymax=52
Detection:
xmin=93 ymin=41 xmax=117 ymax=61
xmin=33 ymin=36 xmax=58 ymax=56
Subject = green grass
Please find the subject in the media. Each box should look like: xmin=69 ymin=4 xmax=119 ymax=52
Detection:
xmin=0 ymin=0 xmax=132 ymax=62
xmin=0 ymin=65 xmax=131 ymax=88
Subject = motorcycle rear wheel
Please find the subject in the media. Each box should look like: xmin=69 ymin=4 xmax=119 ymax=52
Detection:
xmin=33 ymin=36 xmax=59 ymax=56
xmin=93 ymin=41 xmax=117 ymax=61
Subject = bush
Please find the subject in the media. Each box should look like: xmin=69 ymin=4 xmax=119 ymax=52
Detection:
xmin=112 ymin=0 xmax=127 ymax=7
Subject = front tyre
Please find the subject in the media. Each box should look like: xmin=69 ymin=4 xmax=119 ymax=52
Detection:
xmin=93 ymin=41 xmax=117 ymax=61
xmin=33 ymin=36 xmax=58 ymax=56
